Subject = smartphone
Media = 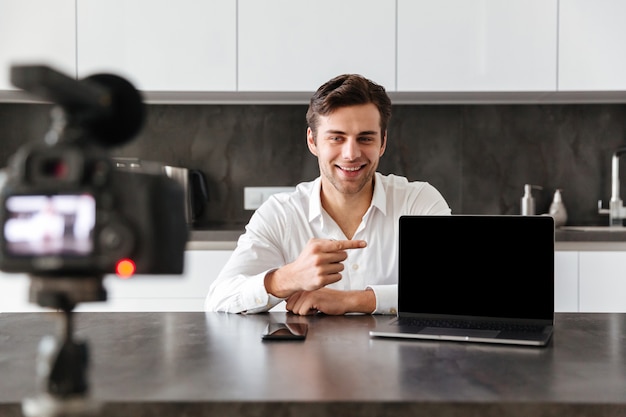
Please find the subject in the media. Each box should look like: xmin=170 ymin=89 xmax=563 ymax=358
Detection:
xmin=262 ymin=322 xmax=308 ymax=341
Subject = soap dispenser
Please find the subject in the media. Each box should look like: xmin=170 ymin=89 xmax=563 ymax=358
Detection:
xmin=549 ymin=189 xmax=568 ymax=227
xmin=521 ymin=184 xmax=542 ymax=215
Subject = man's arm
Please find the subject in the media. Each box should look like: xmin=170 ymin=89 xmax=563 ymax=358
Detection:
xmin=285 ymin=287 xmax=376 ymax=315
xmin=264 ymin=238 xmax=366 ymax=299
xmin=204 ymin=200 xmax=292 ymax=313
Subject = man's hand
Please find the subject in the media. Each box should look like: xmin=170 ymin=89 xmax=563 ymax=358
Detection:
xmin=286 ymin=287 xmax=376 ymax=315
xmin=264 ymin=238 xmax=366 ymax=299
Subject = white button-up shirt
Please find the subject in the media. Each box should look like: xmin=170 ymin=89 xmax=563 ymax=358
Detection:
xmin=204 ymin=173 xmax=451 ymax=314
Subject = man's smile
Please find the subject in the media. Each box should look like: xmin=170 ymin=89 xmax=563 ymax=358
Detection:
xmin=335 ymin=164 xmax=366 ymax=179
xmin=337 ymin=164 xmax=365 ymax=172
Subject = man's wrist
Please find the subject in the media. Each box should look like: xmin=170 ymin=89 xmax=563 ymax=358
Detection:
xmin=353 ymin=288 xmax=376 ymax=314
xmin=264 ymin=268 xmax=289 ymax=299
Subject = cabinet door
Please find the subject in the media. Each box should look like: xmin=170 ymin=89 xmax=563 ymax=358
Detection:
xmin=559 ymin=0 xmax=626 ymax=90
xmin=238 ymin=0 xmax=396 ymax=92
xmin=0 ymin=0 xmax=76 ymax=90
xmin=397 ymin=0 xmax=557 ymax=92
xmin=579 ymin=251 xmax=626 ymax=312
xmin=1 ymin=251 xmax=234 ymax=312
xmin=554 ymin=251 xmax=579 ymax=312
xmin=82 ymin=250 xmax=234 ymax=312
xmin=0 ymin=273 xmax=50 ymax=312
xmin=76 ymin=0 xmax=236 ymax=91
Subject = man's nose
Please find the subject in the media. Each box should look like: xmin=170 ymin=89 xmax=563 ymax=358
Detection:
xmin=342 ymin=139 xmax=361 ymax=160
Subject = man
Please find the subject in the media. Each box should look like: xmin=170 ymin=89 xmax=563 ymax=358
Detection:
xmin=205 ymin=74 xmax=451 ymax=315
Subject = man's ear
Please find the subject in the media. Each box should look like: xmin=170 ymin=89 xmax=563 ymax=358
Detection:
xmin=380 ymin=131 xmax=387 ymax=157
xmin=307 ymin=127 xmax=318 ymax=156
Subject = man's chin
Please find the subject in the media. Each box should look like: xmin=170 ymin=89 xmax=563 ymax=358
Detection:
xmin=333 ymin=181 xmax=369 ymax=195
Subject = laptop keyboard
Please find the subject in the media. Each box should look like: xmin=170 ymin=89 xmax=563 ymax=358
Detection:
xmin=400 ymin=317 xmax=546 ymax=333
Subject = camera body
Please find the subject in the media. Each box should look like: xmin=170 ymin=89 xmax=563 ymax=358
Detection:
xmin=0 ymin=65 xmax=187 ymax=277
xmin=0 ymin=142 xmax=187 ymax=276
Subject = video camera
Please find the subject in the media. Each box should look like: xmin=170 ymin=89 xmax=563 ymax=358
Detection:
xmin=0 ymin=65 xmax=189 ymax=416
xmin=0 ymin=65 xmax=188 ymax=281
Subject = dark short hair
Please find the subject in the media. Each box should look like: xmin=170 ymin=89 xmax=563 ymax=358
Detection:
xmin=306 ymin=74 xmax=392 ymax=139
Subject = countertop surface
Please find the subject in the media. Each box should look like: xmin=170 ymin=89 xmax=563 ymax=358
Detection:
xmin=554 ymin=227 xmax=626 ymax=250
xmin=0 ymin=312 xmax=625 ymax=416
xmin=187 ymin=227 xmax=244 ymax=250
xmin=187 ymin=226 xmax=626 ymax=251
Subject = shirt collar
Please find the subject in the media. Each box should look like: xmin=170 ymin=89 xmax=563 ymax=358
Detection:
xmin=371 ymin=172 xmax=388 ymax=216
xmin=308 ymin=177 xmax=323 ymax=223
xmin=308 ymin=172 xmax=388 ymax=223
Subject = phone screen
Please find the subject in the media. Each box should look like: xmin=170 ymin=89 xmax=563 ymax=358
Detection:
xmin=262 ymin=322 xmax=308 ymax=340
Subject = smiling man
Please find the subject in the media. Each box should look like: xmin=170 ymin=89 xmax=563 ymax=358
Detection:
xmin=204 ymin=74 xmax=451 ymax=315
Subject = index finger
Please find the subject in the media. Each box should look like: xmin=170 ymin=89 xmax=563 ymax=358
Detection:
xmin=328 ymin=239 xmax=367 ymax=251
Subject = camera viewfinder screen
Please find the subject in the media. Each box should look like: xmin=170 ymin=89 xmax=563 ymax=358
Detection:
xmin=4 ymin=194 xmax=95 ymax=256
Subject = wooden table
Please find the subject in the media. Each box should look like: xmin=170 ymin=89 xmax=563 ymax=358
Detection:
xmin=0 ymin=311 xmax=625 ymax=416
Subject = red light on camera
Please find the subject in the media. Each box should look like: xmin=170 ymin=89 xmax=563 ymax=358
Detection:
xmin=115 ymin=258 xmax=136 ymax=278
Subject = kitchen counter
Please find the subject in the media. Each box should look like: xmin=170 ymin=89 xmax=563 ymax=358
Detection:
xmin=0 ymin=312 xmax=625 ymax=416
xmin=555 ymin=227 xmax=626 ymax=251
xmin=187 ymin=229 xmax=242 ymax=250
xmin=187 ymin=223 xmax=246 ymax=249
xmin=186 ymin=226 xmax=626 ymax=251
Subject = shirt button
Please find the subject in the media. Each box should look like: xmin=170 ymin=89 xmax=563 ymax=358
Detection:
xmin=352 ymin=264 xmax=359 ymax=270
xmin=390 ymin=308 xmax=397 ymax=315
xmin=255 ymin=298 xmax=262 ymax=305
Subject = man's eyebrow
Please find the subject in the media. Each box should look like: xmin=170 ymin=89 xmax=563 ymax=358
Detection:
xmin=358 ymin=130 xmax=378 ymax=136
xmin=325 ymin=129 xmax=347 ymax=135
xmin=324 ymin=130 xmax=378 ymax=136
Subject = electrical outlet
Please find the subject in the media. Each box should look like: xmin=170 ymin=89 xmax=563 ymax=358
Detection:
xmin=244 ymin=187 xmax=296 ymax=210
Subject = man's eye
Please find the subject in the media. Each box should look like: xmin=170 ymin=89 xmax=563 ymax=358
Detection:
xmin=359 ymin=137 xmax=374 ymax=142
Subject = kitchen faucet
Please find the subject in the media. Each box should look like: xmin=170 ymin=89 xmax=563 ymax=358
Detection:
xmin=598 ymin=147 xmax=626 ymax=226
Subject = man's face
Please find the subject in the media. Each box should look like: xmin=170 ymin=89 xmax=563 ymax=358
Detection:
xmin=307 ymin=103 xmax=386 ymax=197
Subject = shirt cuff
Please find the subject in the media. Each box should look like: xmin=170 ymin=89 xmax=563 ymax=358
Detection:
xmin=241 ymin=270 xmax=284 ymax=314
xmin=366 ymin=284 xmax=398 ymax=315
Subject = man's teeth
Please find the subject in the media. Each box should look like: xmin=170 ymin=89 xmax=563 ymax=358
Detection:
xmin=341 ymin=166 xmax=360 ymax=171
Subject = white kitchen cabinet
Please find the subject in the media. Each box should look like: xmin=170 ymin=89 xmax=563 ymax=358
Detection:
xmin=0 ymin=250 xmax=234 ymax=313
xmin=2 ymin=249 xmax=619 ymax=313
xmin=397 ymin=0 xmax=557 ymax=92
xmin=0 ymin=0 xmax=76 ymax=90
xmin=0 ymin=272 xmax=49 ymax=312
xmin=579 ymin=251 xmax=626 ymax=312
xmin=76 ymin=0 xmax=236 ymax=91
xmin=237 ymin=0 xmax=396 ymax=92
xmin=1 ymin=0 xmax=624 ymax=102
xmin=559 ymin=0 xmax=626 ymax=91
xmin=76 ymin=250 xmax=234 ymax=312
xmin=555 ymin=251 xmax=579 ymax=312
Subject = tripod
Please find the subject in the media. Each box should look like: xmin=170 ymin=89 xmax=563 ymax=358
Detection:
xmin=22 ymin=275 xmax=106 ymax=417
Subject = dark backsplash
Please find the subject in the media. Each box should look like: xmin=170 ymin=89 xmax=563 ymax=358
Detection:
xmin=1 ymin=103 xmax=625 ymax=228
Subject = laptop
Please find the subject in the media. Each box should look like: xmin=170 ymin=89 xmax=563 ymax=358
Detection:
xmin=369 ymin=215 xmax=555 ymax=347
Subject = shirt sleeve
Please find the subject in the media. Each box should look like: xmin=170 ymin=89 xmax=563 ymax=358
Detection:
xmin=367 ymin=284 xmax=398 ymax=315
xmin=204 ymin=200 xmax=289 ymax=314
xmin=413 ymin=182 xmax=452 ymax=215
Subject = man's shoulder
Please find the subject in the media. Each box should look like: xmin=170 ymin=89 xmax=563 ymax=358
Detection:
xmin=247 ymin=179 xmax=317 ymax=234
xmin=272 ymin=178 xmax=317 ymax=201
xmin=376 ymin=173 xmax=429 ymax=190
xmin=259 ymin=178 xmax=317 ymax=212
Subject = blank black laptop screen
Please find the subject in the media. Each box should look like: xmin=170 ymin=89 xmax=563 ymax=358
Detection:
xmin=398 ymin=215 xmax=554 ymax=321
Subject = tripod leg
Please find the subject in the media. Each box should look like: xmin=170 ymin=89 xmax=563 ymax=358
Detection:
xmin=23 ymin=310 xmax=101 ymax=417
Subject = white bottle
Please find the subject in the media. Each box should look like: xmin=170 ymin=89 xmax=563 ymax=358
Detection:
xmin=549 ymin=189 xmax=568 ymax=227
xmin=521 ymin=184 xmax=542 ymax=215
